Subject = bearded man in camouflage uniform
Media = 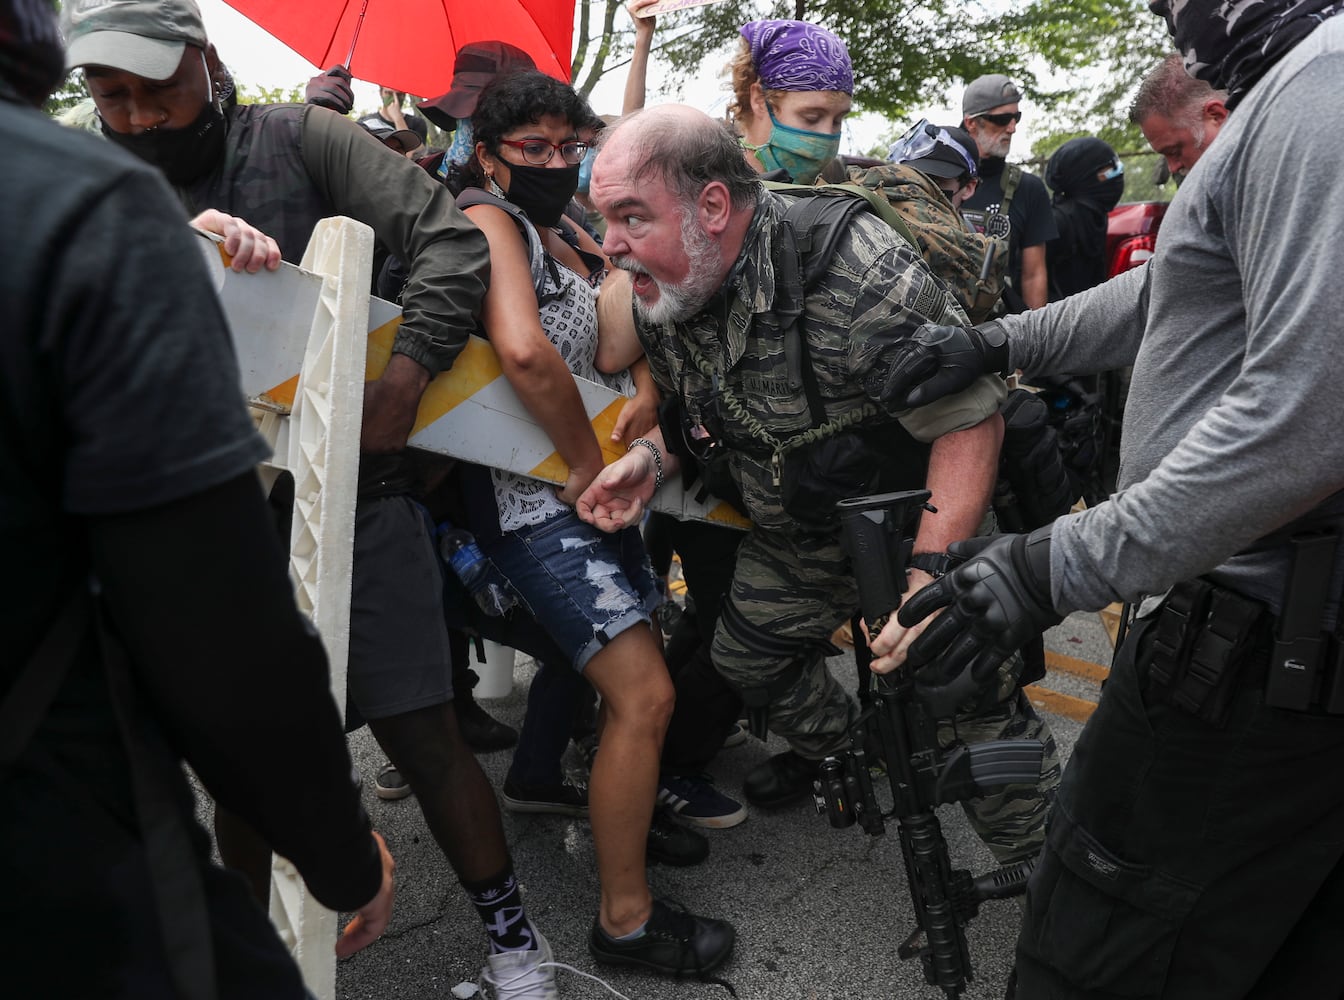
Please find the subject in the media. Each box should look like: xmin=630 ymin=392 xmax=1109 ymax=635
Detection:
xmin=580 ymin=105 xmax=1059 ymax=863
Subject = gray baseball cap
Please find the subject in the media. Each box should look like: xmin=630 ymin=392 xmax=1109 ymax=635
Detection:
xmin=963 ymin=74 xmax=1023 ymax=118
xmin=61 ymin=0 xmax=209 ymax=78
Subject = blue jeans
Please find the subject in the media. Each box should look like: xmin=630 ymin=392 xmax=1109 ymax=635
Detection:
xmin=483 ymin=514 xmax=658 ymax=673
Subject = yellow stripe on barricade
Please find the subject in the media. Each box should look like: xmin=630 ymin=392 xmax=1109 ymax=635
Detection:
xmin=261 ymin=375 xmax=300 ymax=411
xmin=212 ymin=225 xmax=750 ymax=527
xmin=528 ymin=397 xmax=630 ymax=483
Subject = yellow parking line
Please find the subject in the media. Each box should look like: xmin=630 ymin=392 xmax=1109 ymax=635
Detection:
xmin=1043 ymin=650 xmax=1110 ymax=685
xmin=1026 ymin=686 xmax=1097 ymax=723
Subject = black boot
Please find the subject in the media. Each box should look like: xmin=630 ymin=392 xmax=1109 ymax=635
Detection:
xmin=742 ymin=750 xmax=820 ymax=808
xmin=453 ymin=666 xmax=518 ymax=753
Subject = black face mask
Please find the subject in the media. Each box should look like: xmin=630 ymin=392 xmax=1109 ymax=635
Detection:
xmin=501 ymin=161 xmax=579 ymax=228
xmin=103 ymin=98 xmax=227 ymax=186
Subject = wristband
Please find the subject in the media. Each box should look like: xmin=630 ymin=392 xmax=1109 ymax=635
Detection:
xmin=627 ymin=438 xmax=665 ymax=490
xmin=909 ymin=552 xmax=956 ymax=579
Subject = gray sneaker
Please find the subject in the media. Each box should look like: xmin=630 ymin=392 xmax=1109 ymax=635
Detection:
xmin=479 ymin=931 xmax=559 ymax=1000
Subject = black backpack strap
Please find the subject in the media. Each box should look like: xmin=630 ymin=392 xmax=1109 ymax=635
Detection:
xmin=776 ymin=193 xmax=870 ymax=426
xmin=94 ymin=594 xmax=219 ymax=1000
xmin=456 ymin=187 xmax=564 ymax=305
xmin=1000 ymin=163 xmax=1023 ymax=221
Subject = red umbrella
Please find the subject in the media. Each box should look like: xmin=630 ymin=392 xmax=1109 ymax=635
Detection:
xmin=222 ymin=0 xmax=573 ymax=97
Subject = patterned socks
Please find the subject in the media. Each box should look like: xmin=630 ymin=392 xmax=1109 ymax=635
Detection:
xmin=463 ymin=867 xmax=540 ymax=954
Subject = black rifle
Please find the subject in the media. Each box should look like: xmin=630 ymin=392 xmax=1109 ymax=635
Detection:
xmin=817 ymin=490 xmax=1045 ymax=998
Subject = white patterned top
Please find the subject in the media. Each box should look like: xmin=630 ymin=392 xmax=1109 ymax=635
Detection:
xmin=493 ymin=221 xmax=632 ymax=532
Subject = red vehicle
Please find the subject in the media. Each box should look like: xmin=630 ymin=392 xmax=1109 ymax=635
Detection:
xmin=1106 ymin=201 xmax=1168 ymax=278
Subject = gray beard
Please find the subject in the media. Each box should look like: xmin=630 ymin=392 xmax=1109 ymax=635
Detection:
xmin=631 ymin=210 xmax=722 ymax=325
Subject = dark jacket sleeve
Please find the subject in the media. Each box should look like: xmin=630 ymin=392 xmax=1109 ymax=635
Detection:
xmin=44 ymin=149 xmax=382 ymax=914
xmin=300 ymin=106 xmax=490 ymax=378
xmin=90 ymin=473 xmax=382 ymax=913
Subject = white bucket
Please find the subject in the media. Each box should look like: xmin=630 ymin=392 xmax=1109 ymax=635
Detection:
xmin=475 ymin=639 xmax=516 ymax=699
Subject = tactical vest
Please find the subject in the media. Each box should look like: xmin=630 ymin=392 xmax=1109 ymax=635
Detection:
xmin=675 ymin=190 xmax=936 ymax=531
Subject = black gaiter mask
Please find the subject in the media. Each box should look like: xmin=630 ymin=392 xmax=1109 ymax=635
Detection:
xmin=501 ymin=161 xmax=580 ymax=228
xmin=1150 ymin=0 xmax=1344 ymax=107
xmin=104 ymin=96 xmax=226 ymax=186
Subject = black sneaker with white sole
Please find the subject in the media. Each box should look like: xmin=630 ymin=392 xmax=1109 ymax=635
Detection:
xmin=500 ymin=776 xmax=589 ymax=817
xmin=375 ymin=763 xmax=413 ymax=801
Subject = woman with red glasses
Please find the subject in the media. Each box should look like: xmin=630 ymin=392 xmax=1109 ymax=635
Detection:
xmin=455 ymin=69 xmax=736 ymax=979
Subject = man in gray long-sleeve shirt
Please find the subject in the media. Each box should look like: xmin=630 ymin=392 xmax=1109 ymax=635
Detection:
xmin=868 ymin=2 xmax=1344 ymax=996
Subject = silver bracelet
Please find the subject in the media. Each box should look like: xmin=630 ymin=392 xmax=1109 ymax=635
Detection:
xmin=627 ymin=438 xmax=665 ymax=490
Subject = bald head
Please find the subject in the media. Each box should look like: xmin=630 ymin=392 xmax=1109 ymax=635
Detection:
xmin=598 ymin=104 xmax=760 ymax=212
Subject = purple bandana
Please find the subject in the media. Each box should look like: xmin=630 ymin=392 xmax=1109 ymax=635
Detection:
xmin=740 ymin=19 xmax=853 ymax=95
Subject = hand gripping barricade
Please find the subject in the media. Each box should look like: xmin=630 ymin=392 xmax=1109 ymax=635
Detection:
xmin=210 ymin=216 xmax=370 ymax=1000
xmin=818 ymin=491 xmax=1045 ymax=999
xmin=207 ymin=216 xmax=752 ymax=998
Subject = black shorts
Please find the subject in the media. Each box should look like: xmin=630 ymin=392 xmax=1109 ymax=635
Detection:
xmin=345 ymin=496 xmax=453 ymax=728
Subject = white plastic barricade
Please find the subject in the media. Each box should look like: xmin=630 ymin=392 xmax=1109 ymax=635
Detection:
xmin=210 ymin=217 xmax=369 ymax=999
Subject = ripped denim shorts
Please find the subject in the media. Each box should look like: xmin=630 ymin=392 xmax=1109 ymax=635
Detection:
xmin=482 ymin=512 xmax=659 ymax=673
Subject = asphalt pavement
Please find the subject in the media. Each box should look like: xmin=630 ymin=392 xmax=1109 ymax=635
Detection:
xmin=332 ymin=611 xmax=1109 ymax=1000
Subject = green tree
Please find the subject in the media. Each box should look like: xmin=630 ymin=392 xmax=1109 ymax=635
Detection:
xmin=44 ymin=69 xmax=90 ymax=119
xmin=569 ymin=0 xmax=1170 ymax=128
xmin=235 ymin=82 xmax=306 ymax=105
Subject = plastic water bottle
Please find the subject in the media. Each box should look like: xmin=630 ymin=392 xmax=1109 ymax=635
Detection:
xmin=439 ymin=529 xmax=516 ymax=617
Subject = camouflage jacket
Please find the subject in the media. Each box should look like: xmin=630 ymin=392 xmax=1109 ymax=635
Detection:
xmin=177 ymin=103 xmax=488 ymax=379
xmin=845 ymin=163 xmax=1008 ymax=324
xmin=637 ymin=188 xmax=1005 ymax=533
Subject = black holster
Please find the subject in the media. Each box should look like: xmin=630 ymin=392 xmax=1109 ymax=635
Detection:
xmin=1147 ymin=579 xmax=1265 ymax=727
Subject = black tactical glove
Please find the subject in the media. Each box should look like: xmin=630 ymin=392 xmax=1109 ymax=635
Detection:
xmin=305 ymin=65 xmax=355 ymax=114
xmin=896 ymin=526 xmax=1059 ymax=715
xmin=882 ymin=319 xmax=1011 ymax=411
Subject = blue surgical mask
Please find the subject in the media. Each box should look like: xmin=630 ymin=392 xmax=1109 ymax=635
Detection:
xmin=743 ymin=105 xmax=842 ymax=185
xmin=577 ymin=143 xmax=599 ymax=194
xmin=447 ymin=117 xmax=475 ymax=170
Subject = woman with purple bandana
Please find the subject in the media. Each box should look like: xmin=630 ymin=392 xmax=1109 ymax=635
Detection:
xmin=729 ymin=19 xmax=854 ymax=185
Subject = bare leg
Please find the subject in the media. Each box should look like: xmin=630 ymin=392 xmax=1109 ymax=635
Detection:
xmin=581 ymin=624 xmax=674 ymax=936
xmin=368 ymin=701 xmax=509 ymax=881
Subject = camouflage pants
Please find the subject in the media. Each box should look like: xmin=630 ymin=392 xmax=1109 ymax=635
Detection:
xmin=714 ymin=526 xmax=1060 ymax=861
xmin=711 ymin=527 xmax=859 ymax=759
xmin=938 ymin=679 xmax=1062 ymax=864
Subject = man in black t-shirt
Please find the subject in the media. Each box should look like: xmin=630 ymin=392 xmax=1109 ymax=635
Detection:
xmin=960 ymin=73 xmax=1058 ymax=311
xmin=0 ymin=2 xmax=392 ymax=996
xmin=60 ymin=1 xmax=565 ymax=991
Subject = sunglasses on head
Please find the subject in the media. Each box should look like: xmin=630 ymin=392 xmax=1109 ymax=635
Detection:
xmin=975 ymin=111 xmax=1022 ymax=126
xmin=887 ymin=119 xmax=978 ymax=179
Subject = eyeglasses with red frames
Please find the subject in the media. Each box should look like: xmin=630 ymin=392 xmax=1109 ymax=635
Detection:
xmin=497 ymin=138 xmax=590 ymax=166
xmin=974 ymin=111 xmax=1022 ymax=127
